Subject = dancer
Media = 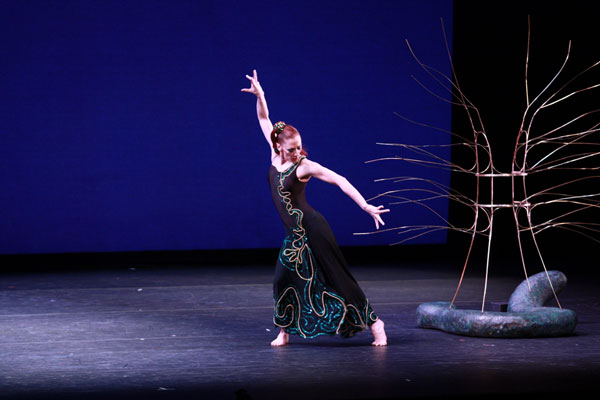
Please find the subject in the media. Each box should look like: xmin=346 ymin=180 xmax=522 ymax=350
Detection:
xmin=242 ymin=70 xmax=389 ymax=346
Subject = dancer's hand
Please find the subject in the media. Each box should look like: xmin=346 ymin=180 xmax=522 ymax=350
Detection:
xmin=242 ymin=69 xmax=272 ymax=147
xmin=241 ymin=69 xmax=264 ymax=97
xmin=363 ymin=204 xmax=390 ymax=230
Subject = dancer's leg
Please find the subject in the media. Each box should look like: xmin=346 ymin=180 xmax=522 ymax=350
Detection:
xmin=270 ymin=328 xmax=289 ymax=346
xmin=370 ymin=319 xmax=387 ymax=346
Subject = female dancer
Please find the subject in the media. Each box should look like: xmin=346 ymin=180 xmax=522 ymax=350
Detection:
xmin=242 ymin=70 xmax=389 ymax=346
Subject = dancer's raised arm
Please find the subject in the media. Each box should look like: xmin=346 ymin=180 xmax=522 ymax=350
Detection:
xmin=241 ymin=70 xmax=274 ymax=155
xmin=297 ymin=159 xmax=390 ymax=229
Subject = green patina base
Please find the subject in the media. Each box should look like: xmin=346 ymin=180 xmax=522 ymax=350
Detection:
xmin=416 ymin=271 xmax=577 ymax=337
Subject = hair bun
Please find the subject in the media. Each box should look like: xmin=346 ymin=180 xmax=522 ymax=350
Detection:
xmin=273 ymin=121 xmax=286 ymax=136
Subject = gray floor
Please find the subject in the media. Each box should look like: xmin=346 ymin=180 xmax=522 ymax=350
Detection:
xmin=0 ymin=263 xmax=598 ymax=399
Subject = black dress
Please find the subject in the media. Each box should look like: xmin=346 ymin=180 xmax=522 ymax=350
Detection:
xmin=268 ymin=156 xmax=377 ymax=338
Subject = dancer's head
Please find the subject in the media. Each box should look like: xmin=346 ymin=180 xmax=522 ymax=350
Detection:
xmin=271 ymin=121 xmax=307 ymax=163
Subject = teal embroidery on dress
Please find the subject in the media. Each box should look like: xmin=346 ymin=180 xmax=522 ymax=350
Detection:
xmin=273 ymin=156 xmax=366 ymax=338
xmin=339 ymin=299 xmax=378 ymax=338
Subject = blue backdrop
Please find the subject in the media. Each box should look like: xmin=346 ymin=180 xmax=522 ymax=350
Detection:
xmin=1 ymin=0 xmax=452 ymax=254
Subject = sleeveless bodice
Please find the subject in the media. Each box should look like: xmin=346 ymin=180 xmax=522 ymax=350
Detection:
xmin=268 ymin=156 xmax=314 ymax=232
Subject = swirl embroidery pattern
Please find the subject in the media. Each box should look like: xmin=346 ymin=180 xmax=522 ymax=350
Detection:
xmin=273 ymin=158 xmax=375 ymax=338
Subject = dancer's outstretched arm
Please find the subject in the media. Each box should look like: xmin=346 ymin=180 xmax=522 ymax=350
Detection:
xmin=297 ymin=159 xmax=390 ymax=229
xmin=241 ymin=70 xmax=275 ymax=158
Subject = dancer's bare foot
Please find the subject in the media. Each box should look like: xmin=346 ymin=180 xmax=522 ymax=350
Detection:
xmin=270 ymin=329 xmax=289 ymax=346
xmin=370 ymin=319 xmax=387 ymax=346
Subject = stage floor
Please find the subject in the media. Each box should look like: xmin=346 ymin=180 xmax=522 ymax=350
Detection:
xmin=1 ymin=261 xmax=599 ymax=399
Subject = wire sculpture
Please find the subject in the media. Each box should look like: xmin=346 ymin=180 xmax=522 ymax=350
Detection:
xmin=358 ymin=17 xmax=599 ymax=314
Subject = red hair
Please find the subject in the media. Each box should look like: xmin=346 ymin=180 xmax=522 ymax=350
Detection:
xmin=270 ymin=123 xmax=308 ymax=157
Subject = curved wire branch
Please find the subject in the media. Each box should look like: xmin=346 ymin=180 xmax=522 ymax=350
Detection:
xmin=370 ymin=17 xmax=598 ymax=311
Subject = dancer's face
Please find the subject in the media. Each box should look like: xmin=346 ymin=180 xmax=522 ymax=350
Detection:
xmin=278 ymin=135 xmax=303 ymax=164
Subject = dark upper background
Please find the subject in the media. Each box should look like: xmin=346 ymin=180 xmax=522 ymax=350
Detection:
xmin=1 ymin=0 xmax=597 ymax=271
xmin=1 ymin=0 xmax=452 ymax=255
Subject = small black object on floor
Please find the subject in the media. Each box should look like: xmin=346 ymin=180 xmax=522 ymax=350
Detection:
xmin=0 ymin=261 xmax=598 ymax=400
